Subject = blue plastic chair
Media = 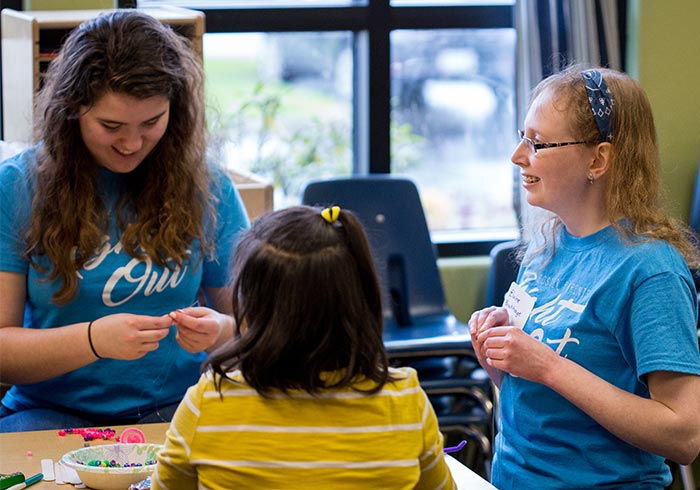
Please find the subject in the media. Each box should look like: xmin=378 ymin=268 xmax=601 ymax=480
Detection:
xmin=690 ymin=161 xmax=700 ymax=237
xmin=302 ymin=175 xmax=493 ymax=476
xmin=485 ymin=239 xmax=521 ymax=308
xmin=682 ymin=162 xmax=700 ymax=490
xmin=302 ymin=176 xmax=469 ymax=351
xmin=689 ymin=161 xmax=700 ymax=290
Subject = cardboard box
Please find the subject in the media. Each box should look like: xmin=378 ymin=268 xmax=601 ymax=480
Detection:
xmin=229 ymin=169 xmax=274 ymax=222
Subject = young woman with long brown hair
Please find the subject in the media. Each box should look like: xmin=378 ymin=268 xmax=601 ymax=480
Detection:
xmin=0 ymin=10 xmax=249 ymax=432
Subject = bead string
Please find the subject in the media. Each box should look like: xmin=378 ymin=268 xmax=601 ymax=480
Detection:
xmin=134 ymin=325 xmax=179 ymax=422
xmin=134 ymin=299 xmax=199 ymax=421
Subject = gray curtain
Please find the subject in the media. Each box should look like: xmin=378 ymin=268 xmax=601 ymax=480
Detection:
xmin=512 ymin=0 xmax=627 ymax=233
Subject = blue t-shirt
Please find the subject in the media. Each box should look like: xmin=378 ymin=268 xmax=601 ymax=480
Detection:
xmin=493 ymin=225 xmax=700 ymax=490
xmin=0 ymin=146 xmax=250 ymax=420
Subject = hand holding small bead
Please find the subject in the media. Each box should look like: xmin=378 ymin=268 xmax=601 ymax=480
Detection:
xmin=168 ymin=306 xmax=227 ymax=353
xmin=89 ymin=313 xmax=172 ymax=360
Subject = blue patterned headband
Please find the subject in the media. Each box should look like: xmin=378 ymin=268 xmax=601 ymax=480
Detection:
xmin=581 ymin=69 xmax=614 ymax=142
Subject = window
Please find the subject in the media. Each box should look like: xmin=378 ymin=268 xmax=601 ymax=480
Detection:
xmin=204 ymin=31 xmax=354 ymax=208
xmin=134 ymin=0 xmax=517 ymax=255
xmin=390 ymin=28 xmax=516 ymax=232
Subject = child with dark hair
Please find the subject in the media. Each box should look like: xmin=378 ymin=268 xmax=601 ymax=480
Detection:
xmin=152 ymin=205 xmax=456 ymax=490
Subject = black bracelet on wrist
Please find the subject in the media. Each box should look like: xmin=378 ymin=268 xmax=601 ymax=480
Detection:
xmin=87 ymin=320 xmax=102 ymax=359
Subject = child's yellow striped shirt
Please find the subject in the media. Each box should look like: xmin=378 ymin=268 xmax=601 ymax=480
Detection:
xmin=152 ymin=366 xmax=456 ymax=490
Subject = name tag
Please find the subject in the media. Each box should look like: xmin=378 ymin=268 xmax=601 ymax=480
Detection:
xmin=503 ymin=282 xmax=535 ymax=328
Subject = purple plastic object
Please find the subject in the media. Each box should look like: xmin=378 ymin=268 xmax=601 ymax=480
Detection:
xmin=443 ymin=440 xmax=467 ymax=454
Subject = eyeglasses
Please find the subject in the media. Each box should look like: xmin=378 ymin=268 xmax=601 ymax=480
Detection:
xmin=517 ymin=130 xmax=595 ymax=154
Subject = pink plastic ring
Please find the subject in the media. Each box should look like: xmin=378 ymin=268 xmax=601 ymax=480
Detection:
xmin=119 ymin=427 xmax=146 ymax=443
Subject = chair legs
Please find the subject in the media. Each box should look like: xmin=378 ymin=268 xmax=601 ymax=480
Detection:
xmin=422 ymin=385 xmax=493 ymax=480
xmin=387 ymin=352 xmax=494 ymax=479
xmin=680 ymin=463 xmax=696 ymax=490
xmin=425 ymin=385 xmax=493 ymax=421
xmin=440 ymin=424 xmax=492 ymax=480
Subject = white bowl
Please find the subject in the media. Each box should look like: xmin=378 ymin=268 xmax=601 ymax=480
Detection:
xmin=60 ymin=443 xmax=163 ymax=490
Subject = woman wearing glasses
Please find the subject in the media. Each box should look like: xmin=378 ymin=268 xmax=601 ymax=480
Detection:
xmin=470 ymin=65 xmax=700 ymax=489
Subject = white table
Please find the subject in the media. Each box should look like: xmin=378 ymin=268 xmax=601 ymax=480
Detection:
xmin=445 ymin=455 xmax=498 ymax=490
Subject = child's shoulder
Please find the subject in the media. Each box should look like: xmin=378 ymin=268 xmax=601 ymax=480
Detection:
xmin=386 ymin=366 xmax=420 ymax=389
xmin=200 ymin=369 xmax=248 ymax=391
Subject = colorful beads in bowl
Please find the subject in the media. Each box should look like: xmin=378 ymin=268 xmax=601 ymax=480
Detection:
xmin=78 ymin=458 xmax=157 ymax=467
xmin=60 ymin=443 xmax=163 ymax=490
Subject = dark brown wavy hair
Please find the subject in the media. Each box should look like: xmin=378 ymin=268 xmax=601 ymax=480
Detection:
xmin=525 ymin=64 xmax=700 ymax=269
xmin=205 ymin=205 xmax=394 ymax=396
xmin=27 ymin=10 xmax=215 ymax=304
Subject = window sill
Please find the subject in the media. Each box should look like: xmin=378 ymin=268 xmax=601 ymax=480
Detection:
xmin=433 ymin=227 xmax=518 ymax=257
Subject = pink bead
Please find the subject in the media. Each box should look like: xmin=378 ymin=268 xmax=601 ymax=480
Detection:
xmin=26 ymin=450 xmax=33 ymax=456
xmin=58 ymin=429 xmax=66 ymax=436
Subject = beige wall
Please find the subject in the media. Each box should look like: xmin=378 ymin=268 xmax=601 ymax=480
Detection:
xmin=628 ymin=0 xmax=700 ymax=221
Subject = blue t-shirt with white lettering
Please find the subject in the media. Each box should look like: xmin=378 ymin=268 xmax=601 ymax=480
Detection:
xmin=492 ymin=224 xmax=700 ymax=490
xmin=0 ymin=146 xmax=249 ymax=420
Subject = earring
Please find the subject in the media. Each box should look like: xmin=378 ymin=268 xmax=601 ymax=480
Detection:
xmin=588 ymin=173 xmax=594 ymax=185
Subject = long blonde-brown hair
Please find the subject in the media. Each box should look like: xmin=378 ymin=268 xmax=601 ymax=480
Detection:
xmin=525 ymin=65 xmax=699 ymax=269
xmin=27 ymin=10 xmax=215 ymax=304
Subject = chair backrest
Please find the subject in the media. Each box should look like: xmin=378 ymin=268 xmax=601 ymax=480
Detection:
xmin=689 ymin=161 xmax=700 ymax=332
xmin=485 ymin=239 xmax=521 ymax=308
xmin=691 ymin=161 xmax=700 ymax=236
xmin=302 ymin=176 xmax=449 ymax=325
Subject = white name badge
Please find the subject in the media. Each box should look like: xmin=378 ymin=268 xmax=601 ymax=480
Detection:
xmin=503 ymin=282 xmax=535 ymax=328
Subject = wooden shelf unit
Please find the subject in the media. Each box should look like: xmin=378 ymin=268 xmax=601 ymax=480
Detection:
xmin=1 ymin=6 xmax=205 ymax=144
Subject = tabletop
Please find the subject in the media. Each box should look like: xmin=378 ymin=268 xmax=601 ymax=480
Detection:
xmin=0 ymin=423 xmax=497 ymax=490
xmin=0 ymin=423 xmax=168 ymax=489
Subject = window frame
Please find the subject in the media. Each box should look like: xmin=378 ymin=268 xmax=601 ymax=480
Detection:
xmin=1 ymin=0 xmax=516 ymax=256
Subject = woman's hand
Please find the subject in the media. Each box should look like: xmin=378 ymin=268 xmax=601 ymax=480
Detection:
xmin=90 ymin=313 xmax=172 ymax=360
xmin=168 ymin=306 xmax=232 ymax=353
xmin=468 ymin=306 xmax=509 ymax=363
xmin=468 ymin=306 xmax=510 ymax=387
xmin=476 ymin=325 xmax=559 ymax=384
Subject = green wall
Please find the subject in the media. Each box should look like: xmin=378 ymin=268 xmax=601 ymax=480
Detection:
xmin=23 ymin=1 xmax=115 ymax=8
xmin=629 ymin=0 xmax=700 ymax=221
xmin=439 ymin=256 xmax=491 ymax=322
xmin=626 ymin=5 xmax=700 ymax=482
